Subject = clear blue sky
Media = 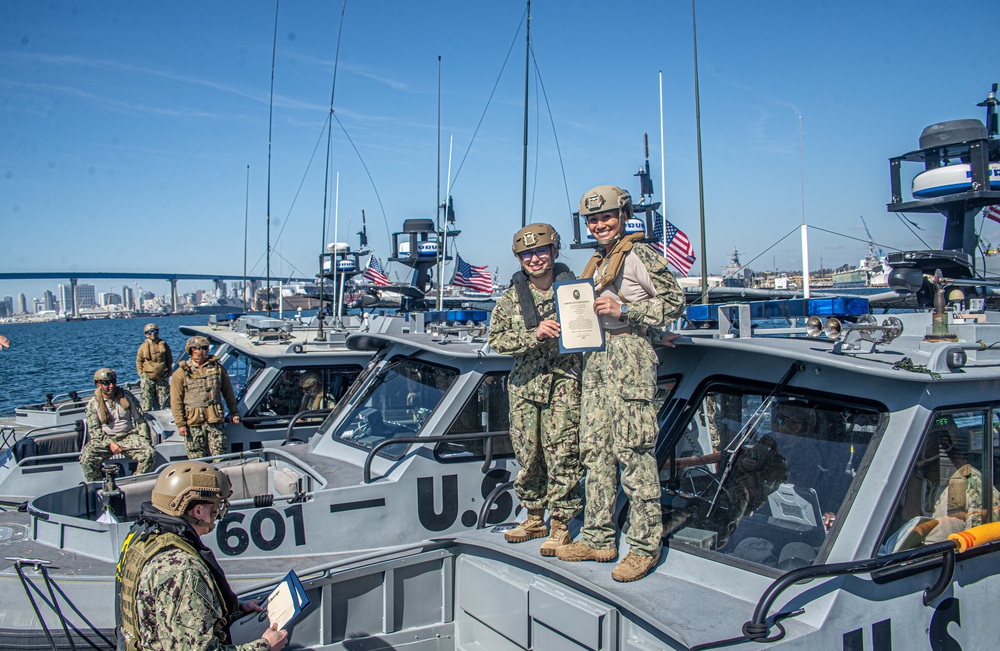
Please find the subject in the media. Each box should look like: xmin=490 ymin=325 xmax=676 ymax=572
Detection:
xmin=2 ymin=0 xmax=997 ymax=301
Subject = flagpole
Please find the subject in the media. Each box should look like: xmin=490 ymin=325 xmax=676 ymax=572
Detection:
xmin=659 ymin=71 xmax=667 ymax=256
xmin=800 ymin=116 xmax=811 ymax=299
xmin=439 ymin=135 xmax=454 ymax=311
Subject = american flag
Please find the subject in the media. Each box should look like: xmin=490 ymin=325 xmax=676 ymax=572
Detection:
xmin=362 ymin=255 xmax=390 ymax=286
xmin=451 ymin=255 xmax=493 ymax=293
xmin=985 ymin=205 xmax=1000 ymax=225
xmin=649 ymin=212 xmax=696 ymax=275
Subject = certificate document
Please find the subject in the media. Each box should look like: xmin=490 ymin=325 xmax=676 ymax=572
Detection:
xmin=553 ymin=278 xmax=605 ymax=354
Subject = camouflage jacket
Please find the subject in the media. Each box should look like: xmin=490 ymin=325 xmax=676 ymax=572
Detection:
xmin=594 ymin=242 xmax=686 ymax=336
xmin=135 ymin=547 xmax=268 ymax=651
xmin=489 ymin=282 xmax=581 ymax=403
xmin=85 ymin=391 xmax=150 ymax=442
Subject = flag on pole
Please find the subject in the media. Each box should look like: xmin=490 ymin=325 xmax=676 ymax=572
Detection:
xmin=985 ymin=205 xmax=1000 ymax=225
xmin=649 ymin=212 xmax=696 ymax=275
xmin=363 ymin=255 xmax=390 ymax=286
xmin=451 ymin=255 xmax=493 ymax=292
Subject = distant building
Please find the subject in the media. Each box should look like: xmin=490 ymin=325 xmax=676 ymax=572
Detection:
xmin=16 ymin=293 xmax=27 ymax=315
xmin=0 ymin=296 xmax=11 ymax=318
xmin=122 ymin=286 xmax=135 ymax=311
xmin=43 ymin=290 xmax=55 ymax=311
xmin=98 ymin=292 xmax=122 ymax=306
xmin=76 ymin=283 xmax=96 ymax=310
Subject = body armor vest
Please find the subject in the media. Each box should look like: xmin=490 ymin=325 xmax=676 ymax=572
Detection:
xmin=140 ymin=340 xmax=171 ymax=378
xmin=179 ymin=361 xmax=223 ymax=409
xmin=116 ymin=529 xmax=228 ymax=651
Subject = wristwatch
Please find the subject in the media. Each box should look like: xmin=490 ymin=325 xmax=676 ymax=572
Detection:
xmin=619 ymin=303 xmax=629 ymax=322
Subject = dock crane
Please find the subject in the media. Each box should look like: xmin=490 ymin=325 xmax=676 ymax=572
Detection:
xmin=860 ymin=216 xmax=885 ymax=259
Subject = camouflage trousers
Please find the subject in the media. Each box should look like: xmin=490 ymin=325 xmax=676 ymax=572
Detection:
xmin=140 ymin=375 xmax=170 ymax=411
xmin=183 ymin=422 xmax=227 ymax=460
xmin=578 ymin=335 xmax=662 ymax=556
xmin=508 ymin=374 xmax=583 ymax=522
xmin=80 ymin=431 xmax=156 ymax=482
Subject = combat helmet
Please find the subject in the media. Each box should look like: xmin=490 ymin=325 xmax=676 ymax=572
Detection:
xmin=151 ymin=460 xmax=232 ymax=524
xmin=512 ymin=223 xmax=560 ymax=277
xmin=579 ymin=185 xmax=632 ymax=245
xmin=185 ymin=335 xmax=211 ymax=354
xmin=143 ymin=323 xmax=159 ymax=334
xmin=93 ymin=368 xmax=117 ymax=384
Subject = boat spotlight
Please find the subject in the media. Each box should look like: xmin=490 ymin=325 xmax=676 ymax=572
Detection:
xmin=806 ymin=315 xmax=824 ymax=337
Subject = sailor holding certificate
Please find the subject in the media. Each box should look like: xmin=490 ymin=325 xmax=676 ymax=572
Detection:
xmin=555 ymin=184 xmax=685 ymax=583
xmin=488 ymin=223 xmax=583 ymax=558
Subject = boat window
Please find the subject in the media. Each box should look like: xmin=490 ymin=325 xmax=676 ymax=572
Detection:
xmin=436 ymin=372 xmax=515 ymax=460
xmin=660 ymin=385 xmax=880 ymax=572
xmin=220 ymin=350 xmax=265 ymax=400
xmin=332 ymin=357 xmax=457 ymax=458
xmin=879 ymin=408 xmax=1000 ymax=555
xmin=245 ymin=365 xmax=363 ymax=424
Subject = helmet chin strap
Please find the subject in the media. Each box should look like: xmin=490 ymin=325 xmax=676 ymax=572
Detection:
xmin=184 ymin=503 xmax=221 ymax=532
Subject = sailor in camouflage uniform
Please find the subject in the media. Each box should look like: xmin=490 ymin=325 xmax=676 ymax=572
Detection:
xmin=136 ymin=323 xmax=173 ymax=411
xmin=555 ymin=185 xmax=685 ymax=582
xmin=81 ymin=368 xmax=156 ymax=482
xmin=488 ymin=223 xmax=583 ymax=556
xmin=170 ymin=336 xmax=240 ymax=459
xmin=115 ymin=460 xmax=287 ymax=651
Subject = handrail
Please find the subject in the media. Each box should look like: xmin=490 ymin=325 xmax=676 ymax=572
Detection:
xmin=284 ymin=409 xmax=333 ymax=444
xmin=477 ymin=480 xmax=515 ymax=529
xmin=691 ymin=540 xmax=965 ymax=651
xmin=363 ymin=431 xmax=511 ymax=483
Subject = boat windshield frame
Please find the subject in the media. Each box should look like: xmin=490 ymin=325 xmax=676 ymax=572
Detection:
xmin=328 ymin=354 xmax=460 ymax=459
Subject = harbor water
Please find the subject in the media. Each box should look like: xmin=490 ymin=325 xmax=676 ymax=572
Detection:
xmin=0 ymin=315 xmax=220 ymax=416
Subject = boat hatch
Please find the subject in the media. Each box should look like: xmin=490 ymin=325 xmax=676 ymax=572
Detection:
xmin=660 ymin=382 xmax=883 ymax=572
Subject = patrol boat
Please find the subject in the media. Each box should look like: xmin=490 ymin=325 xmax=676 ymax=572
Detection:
xmin=173 ymin=90 xmax=1000 ymax=650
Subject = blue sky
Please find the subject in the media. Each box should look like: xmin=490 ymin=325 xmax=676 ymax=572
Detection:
xmin=2 ymin=0 xmax=997 ymax=301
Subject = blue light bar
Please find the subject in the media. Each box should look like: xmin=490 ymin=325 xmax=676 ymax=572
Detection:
xmin=420 ymin=309 xmax=489 ymax=323
xmin=684 ymin=298 xmax=870 ymax=323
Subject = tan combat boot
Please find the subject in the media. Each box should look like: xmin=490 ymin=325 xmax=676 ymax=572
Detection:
xmin=539 ymin=519 xmax=571 ymax=557
xmin=554 ymin=541 xmax=618 ymax=563
xmin=504 ymin=508 xmax=548 ymax=543
xmin=611 ymin=551 xmax=660 ymax=582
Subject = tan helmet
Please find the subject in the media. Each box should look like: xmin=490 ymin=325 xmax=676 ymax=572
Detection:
xmin=93 ymin=368 xmax=118 ymax=384
xmin=578 ymin=185 xmax=633 ymax=220
xmin=150 ymin=460 xmax=233 ymax=518
xmin=185 ymin=335 xmax=211 ymax=354
xmin=143 ymin=323 xmax=159 ymax=334
xmin=512 ymin=223 xmax=560 ymax=256
xmin=299 ymin=372 xmax=320 ymax=390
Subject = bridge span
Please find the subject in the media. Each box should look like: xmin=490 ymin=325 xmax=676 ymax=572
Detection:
xmin=0 ymin=271 xmax=313 ymax=316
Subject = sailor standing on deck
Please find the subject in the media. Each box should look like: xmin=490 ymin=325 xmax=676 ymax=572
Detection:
xmin=170 ymin=336 xmax=239 ymax=460
xmin=488 ymin=223 xmax=583 ymax=557
xmin=555 ymin=185 xmax=685 ymax=582
xmin=81 ymin=368 xmax=156 ymax=482
xmin=136 ymin=323 xmax=173 ymax=411
xmin=115 ymin=460 xmax=287 ymax=651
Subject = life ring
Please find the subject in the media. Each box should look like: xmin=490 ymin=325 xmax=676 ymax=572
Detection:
xmin=912 ymin=162 xmax=1000 ymax=199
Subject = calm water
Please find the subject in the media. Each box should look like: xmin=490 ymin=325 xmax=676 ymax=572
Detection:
xmin=0 ymin=315 xmax=211 ymax=415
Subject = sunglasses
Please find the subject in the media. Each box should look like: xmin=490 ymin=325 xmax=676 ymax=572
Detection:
xmin=96 ymin=380 xmax=116 ymax=386
xmin=146 ymin=330 xmax=159 ymax=334
xmin=518 ymin=246 xmax=552 ymax=261
xmin=193 ymin=346 xmax=211 ymax=352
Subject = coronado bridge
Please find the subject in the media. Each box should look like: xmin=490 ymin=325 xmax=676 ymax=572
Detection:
xmin=0 ymin=271 xmax=313 ymax=316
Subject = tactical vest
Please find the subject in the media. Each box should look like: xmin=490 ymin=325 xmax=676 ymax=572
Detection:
xmin=179 ymin=361 xmax=225 ymax=424
xmin=140 ymin=340 xmax=170 ymax=379
xmin=116 ymin=529 xmax=228 ymax=651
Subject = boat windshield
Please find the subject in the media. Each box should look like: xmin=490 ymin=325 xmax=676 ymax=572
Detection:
xmin=660 ymin=384 xmax=882 ymax=572
xmin=219 ymin=349 xmax=265 ymax=400
xmin=331 ymin=356 xmax=457 ymax=458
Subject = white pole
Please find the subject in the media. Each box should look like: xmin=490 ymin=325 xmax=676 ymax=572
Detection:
xmin=659 ymin=71 xmax=667 ymax=254
xmin=800 ymin=116 xmax=810 ymax=298
xmin=441 ymin=135 xmax=454 ymax=307
xmin=334 ymin=171 xmax=342 ymax=322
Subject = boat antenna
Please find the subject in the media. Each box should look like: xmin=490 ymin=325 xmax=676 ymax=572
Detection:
xmin=521 ymin=0 xmax=531 ymax=228
xmin=316 ymin=0 xmax=348 ymax=341
xmin=243 ymin=164 xmax=250 ymax=313
xmin=978 ymin=83 xmax=998 ymax=138
xmin=358 ymin=209 xmax=368 ymax=249
xmin=436 ymin=55 xmax=443 ymax=310
xmin=659 ymin=70 xmax=667 ymax=250
xmin=691 ymin=0 xmax=708 ymax=304
xmin=265 ymin=0 xmax=279 ymax=316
